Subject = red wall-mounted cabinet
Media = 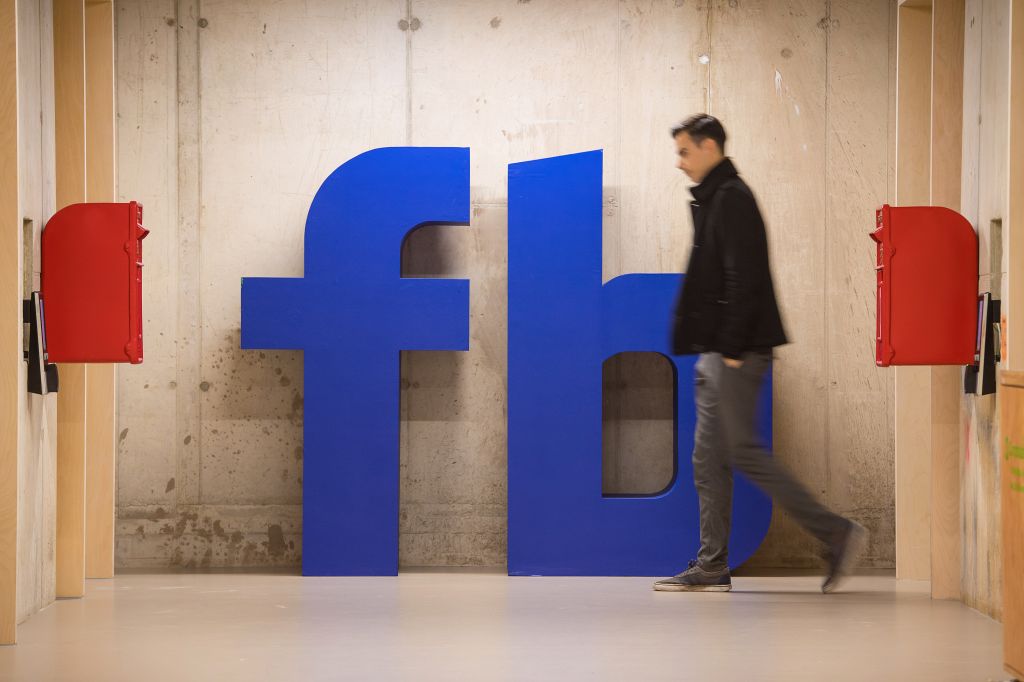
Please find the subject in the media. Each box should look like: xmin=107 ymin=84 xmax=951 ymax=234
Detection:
xmin=871 ymin=204 xmax=977 ymax=367
xmin=41 ymin=201 xmax=149 ymax=364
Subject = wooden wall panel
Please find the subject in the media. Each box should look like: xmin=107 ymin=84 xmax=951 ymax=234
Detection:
xmin=1001 ymin=371 xmax=1024 ymax=678
xmin=1010 ymin=0 xmax=1024 ymax=372
xmin=929 ymin=0 xmax=964 ymax=601
xmin=84 ymin=0 xmax=116 ymax=580
xmin=54 ymin=0 xmax=87 ymax=599
xmin=959 ymin=0 xmax=1010 ymax=619
xmin=0 ymin=0 xmax=19 ymax=646
xmin=894 ymin=2 xmax=933 ymax=581
xmin=17 ymin=0 xmax=60 ymax=627
xmin=998 ymin=12 xmax=1024 ymax=669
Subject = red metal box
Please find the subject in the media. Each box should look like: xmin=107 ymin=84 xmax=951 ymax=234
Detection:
xmin=41 ymin=201 xmax=149 ymax=364
xmin=871 ymin=204 xmax=977 ymax=367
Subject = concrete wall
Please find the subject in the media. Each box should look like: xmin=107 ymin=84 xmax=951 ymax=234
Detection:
xmin=115 ymin=0 xmax=897 ymax=570
xmin=16 ymin=0 xmax=57 ymax=621
xmin=960 ymin=0 xmax=1010 ymax=619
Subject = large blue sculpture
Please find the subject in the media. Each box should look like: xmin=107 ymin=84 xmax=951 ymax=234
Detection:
xmin=507 ymin=150 xmax=772 ymax=576
xmin=241 ymin=147 xmax=471 ymax=576
xmin=241 ymin=146 xmax=772 ymax=577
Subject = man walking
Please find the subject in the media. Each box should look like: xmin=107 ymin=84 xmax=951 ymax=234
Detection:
xmin=655 ymin=114 xmax=865 ymax=594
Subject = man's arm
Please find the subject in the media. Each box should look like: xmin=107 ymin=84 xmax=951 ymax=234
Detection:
xmin=717 ymin=189 xmax=768 ymax=362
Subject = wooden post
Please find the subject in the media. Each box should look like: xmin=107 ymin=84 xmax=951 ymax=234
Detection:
xmin=928 ymin=0 xmax=965 ymax=601
xmin=1001 ymin=371 xmax=1024 ymax=678
xmin=1009 ymin=0 xmax=1024 ymax=372
xmin=84 ymin=0 xmax=116 ymax=581
xmin=0 ymin=0 xmax=19 ymax=646
xmin=54 ymin=0 xmax=88 ymax=599
xmin=894 ymin=1 xmax=934 ymax=581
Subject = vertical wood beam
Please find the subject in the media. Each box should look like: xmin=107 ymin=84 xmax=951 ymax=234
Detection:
xmin=928 ymin=0 xmax=965 ymax=602
xmin=0 ymin=0 xmax=20 ymax=646
xmin=54 ymin=0 xmax=87 ymax=599
xmin=1009 ymin=0 xmax=1024 ymax=371
xmin=83 ymin=0 xmax=115 ymax=581
xmin=895 ymin=2 xmax=934 ymax=581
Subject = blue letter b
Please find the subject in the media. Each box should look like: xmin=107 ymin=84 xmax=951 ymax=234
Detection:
xmin=507 ymin=150 xmax=772 ymax=576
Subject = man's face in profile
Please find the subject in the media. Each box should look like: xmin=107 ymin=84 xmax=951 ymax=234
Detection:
xmin=674 ymin=132 xmax=721 ymax=184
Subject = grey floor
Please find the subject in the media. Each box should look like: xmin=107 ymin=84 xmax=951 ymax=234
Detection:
xmin=0 ymin=571 xmax=1009 ymax=682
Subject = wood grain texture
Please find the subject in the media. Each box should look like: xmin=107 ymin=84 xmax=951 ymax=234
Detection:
xmin=999 ymin=12 xmax=1024 ymax=678
xmin=54 ymin=0 xmax=88 ymax=599
xmin=16 ymin=0 xmax=60 ymax=627
xmin=1010 ymin=0 xmax=1024 ymax=373
xmin=84 ymin=365 xmax=114 ymax=579
xmin=0 ymin=0 xmax=19 ymax=647
xmin=961 ymin=0 xmax=1010 ymax=620
xmin=929 ymin=0 xmax=964 ymax=601
xmin=894 ymin=2 xmax=933 ymax=581
xmin=84 ymin=0 xmax=116 ymax=580
xmin=55 ymin=365 xmax=86 ymax=598
xmin=1001 ymin=372 xmax=1024 ymax=677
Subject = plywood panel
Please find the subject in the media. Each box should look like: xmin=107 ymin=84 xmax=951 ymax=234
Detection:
xmin=895 ymin=366 xmax=932 ymax=579
xmin=54 ymin=0 xmax=87 ymax=599
xmin=957 ymin=0 xmax=990 ymax=621
xmin=84 ymin=0 xmax=116 ymax=580
xmin=1009 ymin=0 xmax=1024 ymax=372
xmin=930 ymin=0 xmax=965 ymax=208
xmin=17 ymin=0 xmax=60 ymax=627
xmin=894 ymin=2 xmax=933 ymax=581
xmin=1001 ymin=371 xmax=1024 ymax=678
xmin=961 ymin=0 xmax=982 ymax=234
xmin=55 ymin=365 xmax=85 ymax=598
xmin=928 ymin=0 xmax=964 ymax=602
xmin=929 ymin=365 xmax=960 ymax=597
xmin=960 ymin=0 xmax=1011 ymax=619
xmin=84 ymin=363 xmax=114 ymax=580
xmin=0 ymin=0 xmax=19 ymax=647
xmin=84 ymin=0 xmax=113 ymax=201
xmin=896 ymin=5 xmax=933 ymax=205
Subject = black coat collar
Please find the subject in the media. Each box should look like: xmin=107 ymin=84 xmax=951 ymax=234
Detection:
xmin=690 ymin=158 xmax=738 ymax=204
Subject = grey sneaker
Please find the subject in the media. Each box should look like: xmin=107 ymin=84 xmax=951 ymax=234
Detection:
xmin=653 ymin=560 xmax=732 ymax=592
xmin=822 ymin=521 xmax=867 ymax=594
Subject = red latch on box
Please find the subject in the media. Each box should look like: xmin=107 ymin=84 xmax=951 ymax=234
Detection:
xmin=871 ymin=204 xmax=977 ymax=367
xmin=41 ymin=201 xmax=149 ymax=364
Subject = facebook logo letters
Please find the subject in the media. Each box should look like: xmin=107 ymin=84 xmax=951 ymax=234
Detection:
xmin=241 ymin=147 xmax=772 ymax=577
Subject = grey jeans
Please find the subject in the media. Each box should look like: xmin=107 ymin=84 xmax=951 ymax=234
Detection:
xmin=692 ymin=351 xmax=848 ymax=571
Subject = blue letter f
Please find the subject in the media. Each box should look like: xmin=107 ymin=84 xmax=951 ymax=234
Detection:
xmin=241 ymin=148 xmax=471 ymax=576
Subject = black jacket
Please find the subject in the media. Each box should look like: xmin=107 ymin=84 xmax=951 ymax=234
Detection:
xmin=671 ymin=158 xmax=788 ymax=359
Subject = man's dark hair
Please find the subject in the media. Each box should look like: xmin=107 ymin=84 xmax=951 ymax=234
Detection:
xmin=671 ymin=114 xmax=727 ymax=152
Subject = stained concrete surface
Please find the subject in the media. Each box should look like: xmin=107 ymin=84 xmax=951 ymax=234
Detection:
xmin=115 ymin=0 xmax=897 ymax=570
